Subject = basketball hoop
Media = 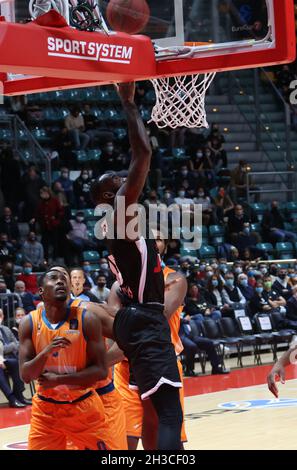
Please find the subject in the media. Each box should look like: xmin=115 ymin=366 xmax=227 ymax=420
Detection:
xmin=150 ymin=72 xmax=216 ymax=129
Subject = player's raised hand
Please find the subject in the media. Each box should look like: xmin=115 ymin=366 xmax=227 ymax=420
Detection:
xmin=116 ymin=82 xmax=135 ymax=104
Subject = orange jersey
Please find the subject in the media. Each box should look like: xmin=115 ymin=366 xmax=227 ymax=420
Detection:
xmin=30 ymin=300 xmax=93 ymax=402
xmin=163 ymin=266 xmax=184 ymax=355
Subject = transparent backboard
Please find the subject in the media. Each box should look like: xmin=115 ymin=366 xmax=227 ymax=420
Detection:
xmin=100 ymin=0 xmax=271 ymax=48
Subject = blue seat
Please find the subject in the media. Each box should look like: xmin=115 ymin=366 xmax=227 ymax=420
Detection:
xmin=144 ymin=90 xmax=156 ymax=104
xmin=250 ymin=203 xmax=267 ymax=220
xmin=73 ymin=150 xmax=88 ymax=163
xmin=250 ymin=223 xmax=261 ymax=232
xmin=198 ymin=245 xmax=217 ymax=260
xmin=82 ymin=251 xmax=100 ymax=263
xmin=140 ymin=107 xmax=151 ymax=121
xmin=87 ymin=149 xmax=101 ymax=161
xmin=114 ymin=128 xmax=127 ymax=140
xmin=172 ymin=148 xmax=186 ymax=159
xmin=275 ymin=242 xmax=294 ymax=260
xmin=256 ymin=243 xmax=274 ymax=258
xmin=84 ymin=208 xmax=96 ymax=220
xmin=209 ymin=225 xmax=225 ymax=246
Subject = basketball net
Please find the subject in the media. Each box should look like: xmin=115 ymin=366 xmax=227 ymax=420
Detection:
xmin=150 ymin=72 xmax=216 ymax=129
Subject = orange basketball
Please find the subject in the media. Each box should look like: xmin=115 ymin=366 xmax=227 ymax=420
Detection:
xmin=106 ymin=0 xmax=150 ymax=35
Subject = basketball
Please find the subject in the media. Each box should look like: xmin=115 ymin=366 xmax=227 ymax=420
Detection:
xmin=106 ymin=0 xmax=150 ymax=35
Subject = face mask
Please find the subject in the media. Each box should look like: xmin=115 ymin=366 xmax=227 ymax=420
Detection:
xmin=82 ymin=174 xmax=89 ymax=180
xmin=264 ymin=282 xmax=272 ymax=290
xmin=181 ymin=171 xmax=188 ymax=177
xmin=206 ymin=271 xmax=214 ymax=278
xmin=76 ymin=217 xmax=84 ymax=223
xmin=106 ymin=146 xmax=114 ymax=153
xmin=199 ymin=264 xmax=206 ymax=272
xmin=178 ymin=191 xmax=185 ymax=198
xmin=24 ymin=267 xmax=32 ymax=275
xmin=211 ymin=263 xmax=218 ymax=270
xmin=212 ymin=280 xmax=219 ymax=287
xmin=15 ymin=318 xmax=22 ymax=325
xmin=235 ymin=267 xmax=242 ymax=274
xmin=101 ymin=263 xmax=109 ymax=270
xmin=226 ymin=279 xmax=234 ymax=287
xmin=0 ymin=318 xmax=2 ymax=325
xmin=5 ymin=216 xmax=11 ymax=221
xmin=84 ymin=265 xmax=91 ymax=273
xmin=29 ymin=236 xmax=36 ymax=242
xmin=243 ymin=227 xmax=250 ymax=235
xmin=279 ymin=274 xmax=287 ymax=280
xmin=219 ymin=189 xmax=225 ymax=197
xmin=41 ymin=194 xmax=50 ymax=200
xmin=260 ymin=267 xmax=268 ymax=275
xmin=256 ymin=287 xmax=263 ymax=294
xmin=62 ymin=172 xmax=68 ymax=178
xmin=240 ymin=279 xmax=248 ymax=287
xmin=98 ymin=283 xmax=106 ymax=288
xmin=164 ymin=193 xmax=171 ymax=199
xmin=198 ymin=192 xmax=204 ymax=198
xmin=196 ymin=152 xmax=203 ymax=158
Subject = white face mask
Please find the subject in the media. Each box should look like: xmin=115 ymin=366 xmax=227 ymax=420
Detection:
xmin=15 ymin=318 xmax=23 ymax=325
xmin=178 ymin=191 xmax=185 ymax=198
xmin=0 ymin=318 xmax=3 ymax=325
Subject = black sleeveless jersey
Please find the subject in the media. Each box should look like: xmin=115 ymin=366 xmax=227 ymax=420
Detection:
xmin=108 ymin=237 xmax=164 ymax=305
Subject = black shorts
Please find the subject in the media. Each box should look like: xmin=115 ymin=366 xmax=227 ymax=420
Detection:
xmin=113 ymin=304 xmax=182 ymax=400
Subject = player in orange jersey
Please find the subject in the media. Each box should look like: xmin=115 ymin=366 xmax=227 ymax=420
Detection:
xmin=112 ymin=229 xmax=188 ymax=450
xmin=19 ymin=266 xmax=113 ymax=450
xmin=41 ymin=264 xmax=127 ymax=450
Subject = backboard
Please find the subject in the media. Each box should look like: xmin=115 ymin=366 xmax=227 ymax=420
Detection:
xmin=0 ymin=0 xmax=295 ymax=96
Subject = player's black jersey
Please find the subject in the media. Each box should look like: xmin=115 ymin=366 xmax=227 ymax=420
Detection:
xmin=108 ymin=237 xmax=164 ymax=305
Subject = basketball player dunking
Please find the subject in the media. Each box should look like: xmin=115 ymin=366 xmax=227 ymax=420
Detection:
xmin=90 ymin=82 xmax=183 ymax=450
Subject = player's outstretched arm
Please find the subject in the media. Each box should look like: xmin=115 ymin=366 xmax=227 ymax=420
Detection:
xmin=80 ymin=301 xmax=116 ymax=339
xmin=116 ymin=82 xmax=152 ymax=207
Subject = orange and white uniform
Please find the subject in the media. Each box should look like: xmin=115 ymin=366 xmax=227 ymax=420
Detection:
xmin=95 ymin=343 xmax=128 ymax=450
xmin=114 ymin=266 xmax=187 ymax=442
xmin=28 ymin=300 xmax=109 ymax=450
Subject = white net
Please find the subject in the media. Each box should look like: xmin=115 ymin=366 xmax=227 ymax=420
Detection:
xmin=150 ymin=73 xmax=216 ymax=129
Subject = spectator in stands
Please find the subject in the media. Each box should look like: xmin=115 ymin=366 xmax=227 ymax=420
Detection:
xmin=261 ymin=200 xmax=297 ymax=243
xmin=208 ymin=136 xmax=228 ymax=170
xmin=249 ymin=276 xmax=286 ymax=316
xmin=230 ymin=160 xmax=249 ymax=201
xmin=237 ymin=273 xmax=255 ymax=301
xmin=21 ymin=232 xmax=45 ymax=272
xmin=179 ymin=315 xmax=228 ymax=376
xmin=272 ymin=267 xmax=292 ymax=300
xmin=90 ymin=274 xmax=110 ymax=303
xmin=54 ymin=167 xmax=75 ymax=205
xmin=11 ymin=307 xmax=26 ymax=340
xmin=161 ymin=189 xmax=176 ymax=207
xmin=222 ymin=272 xmax=246 ymax=316
xmin=184 ymin=283 xmax=222 ymax=322
xmin=197 ymin=147 xmax=216 ymax=187
xmin=99 ymin=141 xmax=120 ymax=173
xmin=269 ymin=263 xmax=279 ymax=283
xmin=65 ymin=106 xmax=90 ymax=150
xmin=193 ymin=187 xmax=215 ymax=226
xmin=285 ymin=286 xmax=297 ymax=324
xmin=234 ymin=222 xmax=262 ymax=258
xmin=174 ymin=187 xmax=194 ymax=210
xmin=83 ymin=104 xmax=114 ymax=145
xmin=73 ymin=169 xmax=94 ymax=208
xmin=0 ymin=308 xmax=31 ymax=407
xmin=227 ymin=204 xmax=250 ymax=242
xmin=21 ymin=165 xmax=46 ymax=222
xmin=82 ymin=261 xmax=96 ymax=289
xmin=288 ymin=273 xmax=297 ymax=289
xmin=70 ymin=268 xmax=99 ymax=302
xmin=174 ymin=165 xmax=195 ymax=192
xmin=17 ymin=262 xmax=38 ymax=295
xmin=213 ymin=187 xmax=234 ymax=222
xmin=52 ymin=181 xmax=71 ymax=220
xmin=34 ymin=186 xmax=64 ymax=261
xmin=143 ymin=190 xmax=162 ymax=210
xmin=0 ymin=233 xmax=16 ymax=264
xmin=14 ymin=280 xmax=36 ymax=313
xmin=67 ymin=211 xmax=97 ymax=258
xmin=2 ymin=261 xmax=16 ymax=293
xmin=204 ymin=274 xmax=225 ymax=309
xmin=0 ymin=207 xmax=20 ymax=247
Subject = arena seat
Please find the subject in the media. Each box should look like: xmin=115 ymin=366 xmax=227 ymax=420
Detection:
xmin=256 ymin=242 xmax=274 ymax=259
xmin=209 ymin=225 xmax=225 ymax=246
xmin=200 ymin=319 xmax=227 ymax=366
xmin=82 ymin=251 xmax=100 ymax=263
xmin=87 ymin=149 xmax=101 ymax=161
xmin=218 ymin=317 xmax=243 ymax=367
xmin=253 ymin=313 xmax=283 ymax=362
xmin=198 ymin=245 xmax=216 ymax=261
xmin=275 ymin=242 xmax=294 ymax=260
xmin=236 ymin=316 xmax=260 ymax=365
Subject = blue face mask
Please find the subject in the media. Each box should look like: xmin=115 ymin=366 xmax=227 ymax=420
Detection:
xmin=84 ymin=265 xmax=91 ymax=273
xmin=256 ymin=287 xmax=263 ymax=294
xmin=226 ymin=279 xmax=234 ymax=287
xmin=212 ymin=280 xmax=219 ymax=287
xmin=24 ymin=267 xmax=32 ymax=275
xmin=240 ymin=279 xmax=248 ymax=287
